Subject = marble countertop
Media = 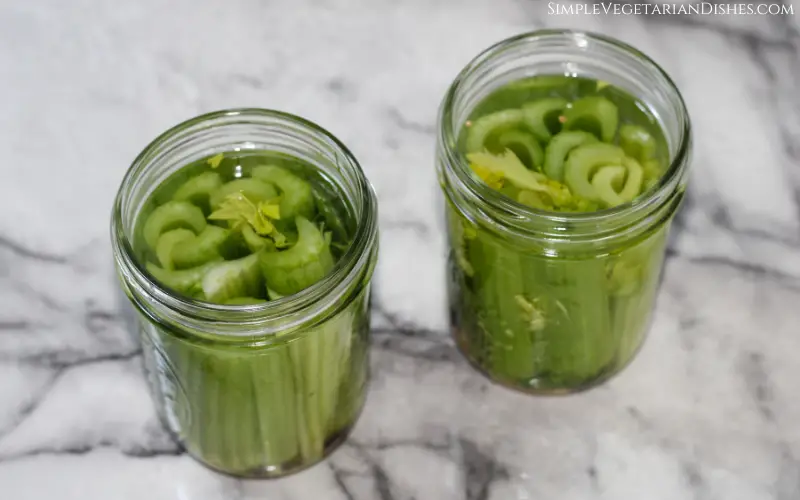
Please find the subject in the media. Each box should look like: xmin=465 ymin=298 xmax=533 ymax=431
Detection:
xmin=2 ymin=1 xmax=800 ymax=498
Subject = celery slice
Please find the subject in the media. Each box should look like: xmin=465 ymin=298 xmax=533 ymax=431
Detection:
xmin=146 ymin=261 xmax=217 ymax=295
xmin=496 ymin=130 xmax=544 ymax=169
xmin=543 ymin=131 xmax=597 ymax=182
xmin=563 ymin=143 xmax=626 ymax=202
xmin=172 ymin=226 xmax=231 ymax=269
xmin=465 ymin=109 xmax=524 ymax=153
xmin=201 ymin=253 xmax=263 ymax=303
xmin=259 ymin=217 xmax=334 ymax=296
xmin=563 ymin=96 xmax=619 ymax=142
xmin=251 ymin=165 xmax=316 ymax=222
xmin=619 ymin=124 xmax=657 ymax=162
xmin=521 ymin=97 xmax=568 ymax=141
xmin=143 ymin=201 xmax=207 ymax=249
xmin=172 ymin=172 xmax=223 ymax=212
xmin=156 ymin=229 xmax=195 ymax=270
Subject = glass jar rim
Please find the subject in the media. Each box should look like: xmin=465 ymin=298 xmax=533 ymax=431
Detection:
xmin=437 ymin=29 xmax=692 ymax=242
xmin=111 ymin=108 xmax=379 ymax=335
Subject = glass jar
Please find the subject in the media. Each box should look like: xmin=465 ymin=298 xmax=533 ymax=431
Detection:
xmin=111 ymin=109 xmax=379 ymax=477
xmin=436 ymin=30 xmax=691 ymax=394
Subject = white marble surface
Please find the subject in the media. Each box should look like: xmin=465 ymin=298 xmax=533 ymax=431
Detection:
xmin=2 ymin=0 xmax=800 ymax=498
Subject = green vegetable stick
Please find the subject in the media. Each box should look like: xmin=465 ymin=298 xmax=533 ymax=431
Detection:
xmin=489 ymin=247 xmax=538 ymax=383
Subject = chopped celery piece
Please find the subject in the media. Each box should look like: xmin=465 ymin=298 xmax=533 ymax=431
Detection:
xmin=252 ymin=165 xmax=316 ymax=222
xmin=643 ymin=158 xmax=663 ymax=191
xmin=259 ymin=216 xmax=334 ymax=296
xmin=617 ymin=157 xmax=644 ymax=203
xmin=563 ymin=143 xmax=626 ymax=202
xmin=563 ymin=96 xmax=619 ymax=142
xmin=143 ymin=200 xmax=207 ymax=249
xmin=543 ymin=131 xmax=597 ymax=182
xmin=146 ymin=261 xmax=217 ymax=296
xmin=468 ymin=150 xmax=573 ymax=207
xmin=171 ymin=226 xmax=232 ymax=269
xmin=465 ymin=109 xmax=524 ymax=153
xmin=156 ymin=229 xmax=195 ymax=270
xmin=201 ymin=252 xmax=263 ymax=303
xmin=620 ymin=124 xmax=657 ymax=162
xmin=172 ymin=172 xmax=223 ymax=212
xmin=241 ymin=224 xmax=276 ymax=253
xmin=591 ymin=165 xmax=627 ymax=206
xmin=207 ymin=153 xmax=224 ymax=168
xmin=210 ymin=178 xmax=278 ymax=209
xmin=497 ymin=130 xmax=544 ymax=169
xmin=521 ymin=97 xmax=568 ymax=141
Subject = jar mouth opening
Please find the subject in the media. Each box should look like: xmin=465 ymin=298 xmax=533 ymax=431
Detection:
xmin=438 ymin=29 xmax=691 ymax=233
xmin=111 ymin=108 xmax=378 ymax=327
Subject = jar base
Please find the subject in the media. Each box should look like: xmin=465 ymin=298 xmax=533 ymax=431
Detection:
xmin=452 ymin=324 xmax=645 ymax=396
xmin=182 ymin=420 xmax=358 ymax=479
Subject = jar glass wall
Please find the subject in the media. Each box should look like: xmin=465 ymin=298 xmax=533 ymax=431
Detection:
xmin=436 ymin=31 xmax=691 ymax=394
xmin=111 ymin=109 xmax=378 ymax=477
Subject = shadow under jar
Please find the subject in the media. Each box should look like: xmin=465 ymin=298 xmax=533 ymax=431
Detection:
xmin=111 ymin=109 xmax=378 ymax=477
xmin=437 ymin=31 xmax=692 ymax=394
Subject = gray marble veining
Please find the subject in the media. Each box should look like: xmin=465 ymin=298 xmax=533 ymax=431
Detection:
xmin=2 ymin=0 xmax=800 ymax=498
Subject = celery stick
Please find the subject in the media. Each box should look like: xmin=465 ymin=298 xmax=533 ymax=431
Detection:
xmin=250 ymin=352 xmax=300 ymax=465
xmin=486 ymin=245 xmax=537 ymax=382
xmin=289 ymin=337 xmax=325 ymax=461
xmin=539 ymin=259 xmax=614 ymax=385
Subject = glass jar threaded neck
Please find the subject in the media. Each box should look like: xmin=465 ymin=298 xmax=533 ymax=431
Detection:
xmin=436 ymin=30 xmax=691 ymax=252
xmin=111 ymin=108 xmax=378 ymax=342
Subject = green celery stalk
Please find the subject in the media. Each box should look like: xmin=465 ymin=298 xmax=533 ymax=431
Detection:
xmin=250 ymin=351 xmax=300 ymax=466
xmin=486 ymin=243 xmax=537 ymax=382
xmin=539 ymin=258 xmax=614 ymax=386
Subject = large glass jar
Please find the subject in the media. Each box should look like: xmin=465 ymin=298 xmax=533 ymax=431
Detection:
xmin=111 ymin=109 xmax=378 ymax=477
xmin=436 ymin=31 xmax=691 ymax=394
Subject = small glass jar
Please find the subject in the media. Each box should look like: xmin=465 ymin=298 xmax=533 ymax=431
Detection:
xmin=436 ymin=30 xmax=691 ymax=394
xmin=111 ymin=109 xmax=378 ymax=477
